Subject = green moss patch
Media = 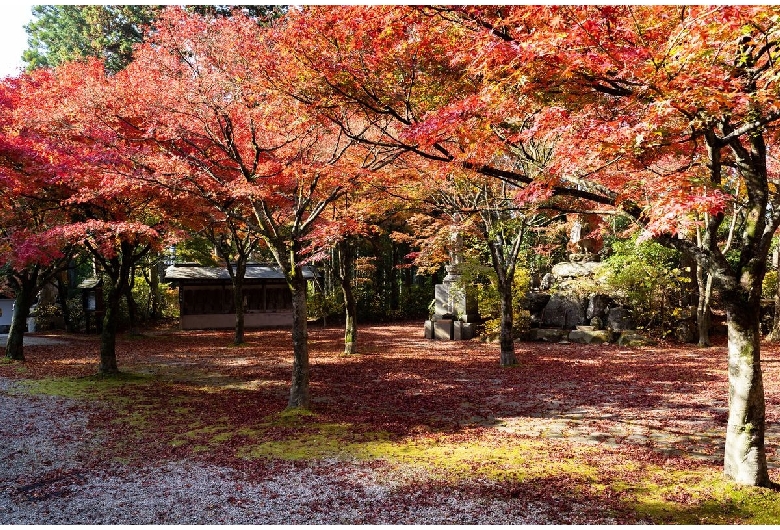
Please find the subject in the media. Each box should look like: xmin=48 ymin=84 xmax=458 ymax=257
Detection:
xmin=623 ymin=468 xmax=780 ymax=524
xmin=15 ymin=372 xmax=154 ymax=400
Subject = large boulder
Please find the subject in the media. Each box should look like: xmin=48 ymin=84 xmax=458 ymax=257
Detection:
xmin=587 ymin=293 xmax=612 ymax=320
xmin=540 ymin=294 xmax=586 ymax=329
xmin=529 ymin=328 xmax=568 ymax=342
xmin=526 ymin=292 xmax=551 ymax=312
xmin=617 ymin=331 xmax=657 ymax=347
xmin=551 ymin=261 xmax=603 ymax=279
xmin=527 ymin=292 xmax=551 ymax=328
xmin=568 ymin=328 xmax=612 ymax=344
xmin=606 ymin=306 xmax=635 ymax=331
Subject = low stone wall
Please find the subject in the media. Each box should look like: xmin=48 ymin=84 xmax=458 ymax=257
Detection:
xmin=528 ymin=326 xmax=656 ymax=346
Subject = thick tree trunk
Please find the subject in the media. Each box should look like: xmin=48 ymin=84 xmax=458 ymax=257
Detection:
xmin=5 ymin=278 xmax=36 ymax=361
xmin=99 ymin=283 xmax=121 ymax=374
xmin=498 ymin=277 xmax=518 ymax=367
xmin=287 ymin=270 xmax=310 ymax=409
xmin=723 ymin=300 xmax=770 ymax=487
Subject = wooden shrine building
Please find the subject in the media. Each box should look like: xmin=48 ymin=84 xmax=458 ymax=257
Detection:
xmin=164 ymin=263 xmax=317 ymax=330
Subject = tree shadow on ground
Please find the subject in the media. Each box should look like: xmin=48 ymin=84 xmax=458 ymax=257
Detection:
xmin=7 ymin=322 xmax=780 ymax=478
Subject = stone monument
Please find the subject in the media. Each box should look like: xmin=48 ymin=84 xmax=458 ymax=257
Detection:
xmin=424 ymin=231 xmax=480 ymax=340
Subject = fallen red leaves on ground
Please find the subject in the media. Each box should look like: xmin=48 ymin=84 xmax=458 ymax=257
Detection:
xmin=4 ymin=322 xmax=780 ymax=522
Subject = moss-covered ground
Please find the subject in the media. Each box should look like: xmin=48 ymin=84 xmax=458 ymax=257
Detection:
xmin=3 ymin=323 xmax=780 ymax=523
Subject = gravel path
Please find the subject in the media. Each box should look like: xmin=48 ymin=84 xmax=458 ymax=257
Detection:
xmin=0 ymin=334 xmax=68 ymax=347
xmin=0 ymin=377 xmax=610 ymax=524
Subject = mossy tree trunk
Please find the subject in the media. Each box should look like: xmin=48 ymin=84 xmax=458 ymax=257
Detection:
xmin=4 ymin=268 xmax=39 ymax=361
xmin=723 ymin=292 xmax=770 ymax=486
xmin=487 ymin=238 xmax=520 ymax=367
xmin=99 ymin=278 xmax=122 ymax=374
xmin=89 ymin=240 xmax=151 ymax=375
xmin=338 ymin=239 xmax=357 ymax=355
xmin=249 ymin=175 xmax=345 ymax=410
xmin=287 ymin=265 xmax=310 ymax=409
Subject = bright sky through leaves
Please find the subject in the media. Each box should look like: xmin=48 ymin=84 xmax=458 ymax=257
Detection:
xmin=0 ymin=3 xmax=33 ymax=78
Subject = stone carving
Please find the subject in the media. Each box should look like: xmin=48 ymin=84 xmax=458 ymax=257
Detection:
xmin=425 ymin=229 xmax=480 ymax=340
xmin=566 ymin=213 xmax=604 ymax=261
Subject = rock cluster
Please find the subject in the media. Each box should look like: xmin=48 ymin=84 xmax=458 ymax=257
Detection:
xmin=525 ymin=260 xmax=656 ymax=346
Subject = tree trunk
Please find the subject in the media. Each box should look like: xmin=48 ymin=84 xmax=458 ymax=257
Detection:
xmin=5 ymin=276 xmax=36 ymax=361
xmin=99 ymin=282 xmax=121 ymax=374
xmin=723 ymin=299 xmax=770 ymax=486
xmin=697 ymin=266 xmax=713 ymax=347
xmin=232 ymin=265 xmax=246 ymax=346
xmin=339 ymin=240 xmax=357 ymax=355
xmin=287 ymin=269 xmax=310 ymax=409
xmin=342 ymin=274 xmax=357 ymax=355
xmin=498 ymin=276 xmax=519 ymax=367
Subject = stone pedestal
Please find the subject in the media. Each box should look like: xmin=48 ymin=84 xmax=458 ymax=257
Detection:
xmin=427 ymin=277 xmax=480 ymax=340
xmin=434 ymin=319 xmax=454 ymax=340
xmin=453 ymin=321 xmax=475 ymax=340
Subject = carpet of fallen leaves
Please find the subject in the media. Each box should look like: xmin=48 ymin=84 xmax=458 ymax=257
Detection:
xmin=4 ymin=322 xmax=780 ymax=523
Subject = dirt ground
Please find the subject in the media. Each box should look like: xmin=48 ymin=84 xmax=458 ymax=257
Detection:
xmin=2 ymin=322 xmax=780 ymax=523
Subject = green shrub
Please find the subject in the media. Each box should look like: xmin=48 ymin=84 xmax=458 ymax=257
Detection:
xmin=763 ymin=270 xmax=778 ymax=299
xmin=600 ymin=235 xmax=690 ymax=329
xmin=307 ymin=285 xmax=343 ymax=321
xmin=458 ymin=257 xmax=531 ymax=340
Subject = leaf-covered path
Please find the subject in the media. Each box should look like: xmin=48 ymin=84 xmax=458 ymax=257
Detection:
xmin=2 ymin=322 xmax=780 ymax=523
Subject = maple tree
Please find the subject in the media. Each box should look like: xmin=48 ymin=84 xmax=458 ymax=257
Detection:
xmin=115 ymin=8 xmax=371 ymax=407
xmin=11 ymin=59 xmax=176 ymax=373
xmin=0 ymin=75 xmax=77 ymax=360
xmin=419 ymin=5 xmax=780 ymax=487
xmin=270 ymin=5 xmax=780 ymax=486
